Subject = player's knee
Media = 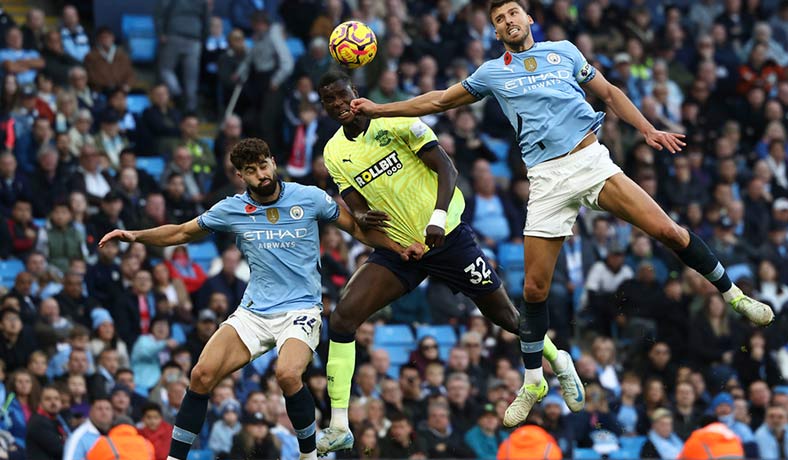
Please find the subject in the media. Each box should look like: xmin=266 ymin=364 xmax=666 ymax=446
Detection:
xmin=523 ymin=278 xmax=549 ymax=302
xmin=275 ymin=366 xmax=303 ymax=394
xmin=190 ymin=363 xmax=217 ymax=393
xmin=656 ymin=222 xmax=688 ymax=249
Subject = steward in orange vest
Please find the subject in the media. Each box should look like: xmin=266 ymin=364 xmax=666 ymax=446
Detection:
xmin=86 ymin=417 xmax=155 ymax=460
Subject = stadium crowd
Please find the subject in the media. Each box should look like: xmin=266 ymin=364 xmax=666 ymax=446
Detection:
xmin=0 ymin=0 xmax=786 ymax=458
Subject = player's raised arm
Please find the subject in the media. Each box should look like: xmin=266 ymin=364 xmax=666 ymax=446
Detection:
xmin=334 ymin=206 xmax=424 ymax=261
xmin=582 ymin=68 xmax=686 ymax=154
xmin=351 ymin=82 xmax=478 ymax=118
xmin=98 ymin=218 xmax=210 ymax=248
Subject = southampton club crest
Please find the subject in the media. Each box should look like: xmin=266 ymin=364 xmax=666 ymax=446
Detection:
xmin=374 ymin=130 xmax=392 ymax=147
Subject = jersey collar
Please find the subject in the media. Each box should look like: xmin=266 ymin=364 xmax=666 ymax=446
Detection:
xmin=244 ymin=180 xmax=286 ymax=207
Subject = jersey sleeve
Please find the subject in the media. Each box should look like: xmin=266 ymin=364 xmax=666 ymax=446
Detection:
xmin=392 ymin=118 xmax=439 ymax=156
xmin=310 ymin=187 xmax=340 ymax=222
xmin=461 ymin=62 xmax=492 ymax=99
xmin=197 ymin=198 xmax=234 ymax=233
xmin=565 ymin=41 xmax=597 ymax=84
xmin=323 ymin=145 xmax=354 ymax=196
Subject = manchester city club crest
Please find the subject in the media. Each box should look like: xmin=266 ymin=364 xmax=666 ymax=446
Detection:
xmin=375 ymin=130 xmax=392 ymax=147
xmin=524 ymin=57 xmax=537 ymax=72
xmin=547 ymin=52 xmax=561 ymax=64
xmin=266 ymin=208 xmax=280 ymax=224
xmin=290 ymin=206 xmax=304 ymax=220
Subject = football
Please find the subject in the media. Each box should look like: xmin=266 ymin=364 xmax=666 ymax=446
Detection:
xmin=328 ymin=21 xmax=378 ymax=69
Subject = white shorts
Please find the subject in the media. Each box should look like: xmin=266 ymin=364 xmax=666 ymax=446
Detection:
xmin=524 ymin=141 xmax=622 ymax=238
xmin=222 ymin=307 xmax=322 ymax=359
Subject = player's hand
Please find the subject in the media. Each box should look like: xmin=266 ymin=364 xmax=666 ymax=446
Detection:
xmin=98 ymin=229 xmax=136 ymax=248
xmin=425 ymin=225 xmax=446 ymax=249
xmin=400 ymin=242 xmax=426 ymax=261
xmin=643 ymin=128 xmax=685 ymax=154
xmin=355 ymin=210 xmax=391 ymax=232
xmin=350 ymin=98 xmax=381 ymax=118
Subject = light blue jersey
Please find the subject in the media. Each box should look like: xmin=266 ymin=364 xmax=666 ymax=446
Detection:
xmin=461 ymin=40 xmax=605 ymax=168
xmin=197 ymin=182 xmax=339 ymax=315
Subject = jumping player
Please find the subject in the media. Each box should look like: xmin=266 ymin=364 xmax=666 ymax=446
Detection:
xmin=350 ymin=0 xmax=774 ymax=427
xmin=99 ymin=138 xmax=421 ymax=460
xmin=315 ymin=70 xmax=585 ymax=454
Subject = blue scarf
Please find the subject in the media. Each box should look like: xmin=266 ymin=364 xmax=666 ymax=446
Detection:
xmin=648 ymin=429 xmax=683 ymax=459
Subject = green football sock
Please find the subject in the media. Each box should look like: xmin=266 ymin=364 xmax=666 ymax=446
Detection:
xmin=543 ymin=335 xmax=558 ymax=363
xmin=326 ymin=339 xmax=356 ymax=411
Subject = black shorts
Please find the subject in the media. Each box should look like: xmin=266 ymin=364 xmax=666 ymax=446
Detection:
xmin=366 ymin=222 xmax=502 ymax=298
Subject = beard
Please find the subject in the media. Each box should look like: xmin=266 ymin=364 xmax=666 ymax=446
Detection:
xmin=502 ymin=26 xmax=530 ymax=50
xmin=248 ymin=171 xmax=279 ymax=197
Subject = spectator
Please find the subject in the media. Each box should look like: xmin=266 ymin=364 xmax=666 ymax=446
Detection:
xmin=679 ymin=417 xmax=745 ymax=459
xmin=398 ymin=364 xmax=424 ymax=424
xmin=462 ymin=169 xmax=518 ymax=250
xmin=379 ymin=411 xmax=427 ymax=459
xmin=138 ymin=84 xmax=181 ymax=155
xmin=85 ymin=415 xmax=155 ymax=460
xmin=185 ymin=309 xmax=217 ymax=365
xmin=162 ymin=172 xmax=201 ymax=224
xmin=755 ymin=404 xmax=788 ymax=459
xmin=46 ymin=325 xmax=92 ymax=379
xmin=35 ymin=203 xmax=86 ymax=274
xmin=33 ymin=297 xmax=73 ymax=353
xmin=614 ymin=372 xmax=646 ymax=436
xmin=216 ymin=28 xmax=247 ymax=111
xmin=155 ymin=0 xmax=209 ymax=112
xmin=24 ymin=384 xmax=68 ymax=460
xmin=84 ymin=27 xmax=135 ymax=93
xmin=584 ymin=243 xmax=634 ymax=334
xmin=88 ymin=307 xmax=130 ymax=369
xmin=85 ymin=239 xmax=123 ymax=308
xmin=86 ymin=191 xmax=126 ymax=254
xmin=68 ymin=66 xmax=99 ymax=112
xmin=129 ymin=316 xmax=176 ymax=393
xmin=570 ymin=383 xmax=622 ymax=448
xmin=464 ymin=403 xmax=507 ymax=460
xmin=496 ymin=419 xmax=561 ymax=460
xmin=137 ymin=403 xmax=172 ymax=460
xmin=234 ymin=12 xmax=293 ymax=139
xmin=641 ymin=408 xmax=685 ymax=459
xmin=0 ymin=152 xmax=32 ymax=219
xmin=29 ymin=146 xmax=68 ymax=219
xmin=418 ymin=400 xmax=473 ymax=458
xmin=712 ymin=392 xmax=758 ymax=457
xmin=673 ymin=381 xmax=703 ymax=440
xmin=66 ymin=144 xmax=114 ymax=209
xmin=0 ymin=26 xmax=44 ymax=86
xmin=229 ymin=411 xmax=281 ymax=460
xmin=41 ymin=30 xmax=81 ymax=88
xmin=196 ymin=246 xmax=246 ymax=310
xmin=201 ymin=17 xmax=227 ymax=110
xmin=208 ymin=398 xmax=241 ymax=457
xmin=4 ymin=368 xmax=40 ymax=446
xmin=59 ymin=6 xmax=89 ymax=62
xmin=164 ymin=246 xmax=207 ymax=295
xmin=541 ymin=394 xmax=575 ymax=455
xmin=0 ymin=308 xmax=37 ymax=374
xmin=690 ymin=294 xmax=746 ymax=367
xmin=102 ymin=87 xmax=136 ymax=141
xmin=19 ymin=8 xmax=44 ymax=52
xmin=88 ymin=348 xmax=119 ymax=400
xmin=115 ymin=270 xmax=165 ymax=347
xmin=734 ymin=331 xmax=782 ymax=389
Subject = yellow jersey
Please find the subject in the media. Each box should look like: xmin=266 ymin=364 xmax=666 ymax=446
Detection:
xmin=323 ymin=117 xmax=465 ymax=247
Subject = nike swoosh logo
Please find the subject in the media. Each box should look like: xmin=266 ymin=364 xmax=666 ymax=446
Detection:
xmin=573 ymin=376 xmax=584 ymax=402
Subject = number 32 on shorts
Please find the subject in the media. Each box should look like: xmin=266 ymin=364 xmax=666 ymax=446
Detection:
xmin=464 ymin=256 xmax=493 ymax=285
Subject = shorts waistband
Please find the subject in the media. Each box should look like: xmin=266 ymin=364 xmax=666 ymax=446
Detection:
xmin=528 ymin=139 xmax=602 ymax=173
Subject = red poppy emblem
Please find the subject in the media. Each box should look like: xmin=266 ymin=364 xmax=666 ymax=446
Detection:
xmin=504 ymin=51 xmax=512 ymax=65
xmin=245 ymin=204 xmax=257 ymax=214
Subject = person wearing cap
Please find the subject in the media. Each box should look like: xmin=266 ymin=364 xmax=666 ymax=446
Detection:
xmin=208 ymin=397 xmax=241 ymax=457
xmin=85 ymin=415 xmax=155 ymax=460
xmin=465 ymin=403 xmax=509 ymax=459
xmin=185 ymin=309 xmax=218 ymax=364
xmin=229 ymin=411 xmax=281 ymax=460
xmin=640 ymin=408 xmax=684 ymax=459
xmin=88 ymin=307 xmax=131 ymax=370
xmin=711 ymin=392 xmax=759 ymax=457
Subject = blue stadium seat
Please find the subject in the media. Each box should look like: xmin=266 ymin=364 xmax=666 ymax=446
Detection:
xmin=126 ymin=94 xmax=151 ymax=115
xmin=439 ymin=346 xmax=451 ymax=361
xmin=121 ymin=15 xmax=155 ymax=37
xmin=619 ymin=436 xmax=646 ymax=452
xmin=286 ymin=36 xmax=306 ymax=61
xmin=610 ymin=446 xmax=639 ymax=460
xmin=480 ymin=134 xmax=512 ymax=179
xmin=415 ymin=325 xmax=456 ymax=347
xmin=33 ymin=218 xmax=46 ymax=228
xmin=221 ymin=17 xmax=232 ymax=37
xmin=128 ymin=37 xmax=157 ymax=63
xmin=187 ymin=450 xmax=213 ymax=460
xmin=136 ymin=157 xmax=166 ymax=178
xmin=374 ymin=345 xmax=411 ymax=366
xmin=387 ymin=365 xmax=400 ymax=379
xmin=573 ymin=448 xmax=601 ymax=460
xmin=373 ymin=324 xmax=413 ymax=346
xmin=0 ymin=259 xmax=24 ymax=288
xmin=201 ymin=137 xmax=215 ymax=153
xmin=188 ymin=241 xmax=219 ymax=273
xmin=498 ymin=242 xmax=525 ymax=297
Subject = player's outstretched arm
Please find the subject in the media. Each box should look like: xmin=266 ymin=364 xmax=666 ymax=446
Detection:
xmin=583 ymin=70 xmax=686 ymax=154
xmin=419 ymin=144 xmax=458 ymax=249
xmin=351 ymin=82 xmax=477 ymax=118
xmin=98 ymin=218 xmax=210 ymax=248
xmin=334 ymin=206 xmax=424 ymax=260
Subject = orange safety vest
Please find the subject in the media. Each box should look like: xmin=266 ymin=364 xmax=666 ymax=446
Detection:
xmin=497 ymin=425 xmax=562 ymax=460
xmin=679 ymin=422 xmax=745 ymax=460
xmin=85 ymin=424 xmax=156 ymax=460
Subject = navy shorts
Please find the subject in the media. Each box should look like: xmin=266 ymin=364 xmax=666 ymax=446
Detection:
xmin=366 ymin=222 xmax=502 ymax=298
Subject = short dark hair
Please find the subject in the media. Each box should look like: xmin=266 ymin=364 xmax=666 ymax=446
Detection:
xmin=318 ymin=70 xmax=352 ymax=91
xmin=0 ymin=308 xmax=20 ymax=321
xmin=388 ymin=411 xmax=410 ymax=424
xmin=141 ymin=402 xmax=162 ymax=416
xmin=488 ymin=0 xmax=527 ymax=21
xmin=229 ymin=138 xmax=273 ymax=170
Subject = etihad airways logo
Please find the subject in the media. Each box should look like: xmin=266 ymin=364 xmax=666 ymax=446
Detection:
xmin=243 ymin=228 xmax=308 ymax=241
xmin=505 ymin=69 xmax=572 ymax=93
xmin=354 ymin=151 xmax=403 ymax=187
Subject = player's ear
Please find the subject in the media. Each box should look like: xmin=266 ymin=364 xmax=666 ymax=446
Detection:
xmin=527 ymin=14 xmax=534 ymax=25
xmin=352 ymin=85 xmax=359 ymax=98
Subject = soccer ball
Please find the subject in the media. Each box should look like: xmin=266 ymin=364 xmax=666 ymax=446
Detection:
xmin=328 ymin=21 xmax=377 ymax=69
